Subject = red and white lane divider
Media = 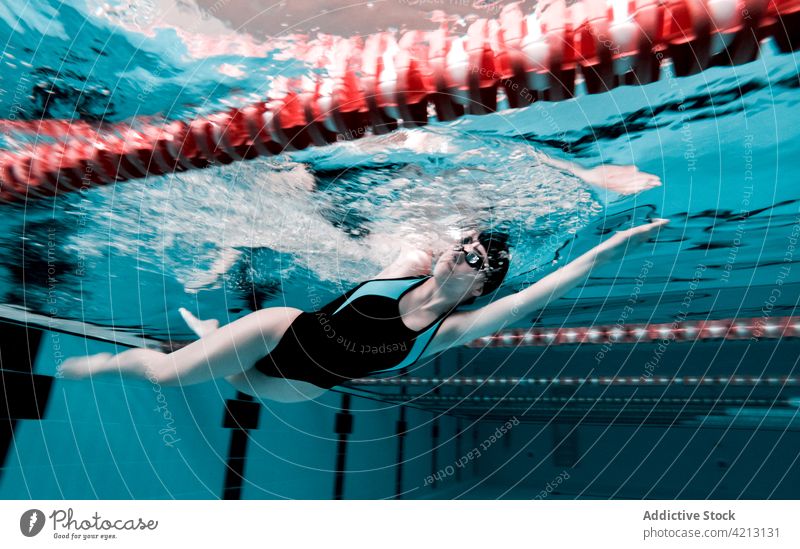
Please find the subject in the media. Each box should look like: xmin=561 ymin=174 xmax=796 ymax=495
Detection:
xmin=1 ymin=0 xmax=798 ymax=203
xmin=350 ymin=375 xmax=800 ymax=385
xmin=467 ymin=315 xmax=800 ymax=347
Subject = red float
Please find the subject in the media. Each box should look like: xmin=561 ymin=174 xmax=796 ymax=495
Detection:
xmin=0 ymin=0 xmax=795 ymax=202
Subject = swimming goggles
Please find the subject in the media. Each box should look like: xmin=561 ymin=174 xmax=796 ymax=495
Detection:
xmin=454 ymin=245 xmax=486 ymax=271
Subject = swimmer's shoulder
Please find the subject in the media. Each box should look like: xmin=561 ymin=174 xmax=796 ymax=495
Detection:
xmin=374 ymin=248 xmax=433 ymax=279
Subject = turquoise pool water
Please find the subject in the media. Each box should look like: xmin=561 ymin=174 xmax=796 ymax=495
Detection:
xmin=0 ymin=0 xmax=799 ymax=503
xmin=0 ymin=0 xmax=799 ymax=341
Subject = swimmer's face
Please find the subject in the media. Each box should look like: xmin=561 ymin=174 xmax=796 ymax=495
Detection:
xmin=433 ymin=230 xmax=489 ymax=298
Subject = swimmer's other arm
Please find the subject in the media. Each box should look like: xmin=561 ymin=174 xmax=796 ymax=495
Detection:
xmin=540 ymin=155 xmax=662 ymax=196
xmin=422 ymin=219 xmax=668 ymax=357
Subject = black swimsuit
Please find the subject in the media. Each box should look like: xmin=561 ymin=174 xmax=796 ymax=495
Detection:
xmin=254 ymin=276 xmax=452 ymax=389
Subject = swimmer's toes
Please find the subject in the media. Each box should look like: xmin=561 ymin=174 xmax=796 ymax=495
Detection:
xmin=179 ymin=307 xmax=219 ymax=337
xmin=58 ymin=358 xmax=87 ymax=379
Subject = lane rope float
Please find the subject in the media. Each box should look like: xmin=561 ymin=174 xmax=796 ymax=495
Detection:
xmin=466 ymin=315 xmax=800 ymax=347
xmin=349 ymin=375 xmax=800 ymax=386
xmin=0 ymin=0 xmax=798 ymax=202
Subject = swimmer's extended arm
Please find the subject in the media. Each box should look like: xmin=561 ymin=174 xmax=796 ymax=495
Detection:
xmin=539 ymin=154 xmax=662 ymax=196
xmin=424 ymin=220 xmax=668 ymax=355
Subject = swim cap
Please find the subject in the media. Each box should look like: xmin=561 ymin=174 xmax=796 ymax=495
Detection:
xmin=477 ymin=230 xmax=511 ymax=295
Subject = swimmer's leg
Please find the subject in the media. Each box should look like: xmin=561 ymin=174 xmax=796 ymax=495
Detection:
xmin=60 ymin=348 xmax=168 ymax=381
xmin=58 ymin=352 xmax=115 ymax=378
xmin=225 ymin=370 xmax=327 ymax=403
xmin=180 ymin=309 xmax=326 ymax=403
xmin=59 ymin=344 xmax=238 ymax=387
xmin=61 ymin=307 xmax=302 ymax=387
xmin=60 ymin=308 xmax=219 ymax=381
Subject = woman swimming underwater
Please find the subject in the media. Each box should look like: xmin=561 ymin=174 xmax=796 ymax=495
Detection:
xmin=61 ymin=214 xmax=669 ymax=403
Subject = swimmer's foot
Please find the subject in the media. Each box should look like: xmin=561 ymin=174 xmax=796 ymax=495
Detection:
xmin=579 ymin=164 xmax=662 ymax=196
xmin=58 ymin=353 xmax=114 ymax=379
xmin=179 ymin=307 xmax=219 ymax=338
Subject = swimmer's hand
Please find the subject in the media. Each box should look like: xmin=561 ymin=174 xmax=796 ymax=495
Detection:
xmin=578 ymin=164 xmax=662 ymax=196
xmin=593 ymin=219 xmax=670 ymax=264
xmin=183 ymin=248 xmax=242 ymax=293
